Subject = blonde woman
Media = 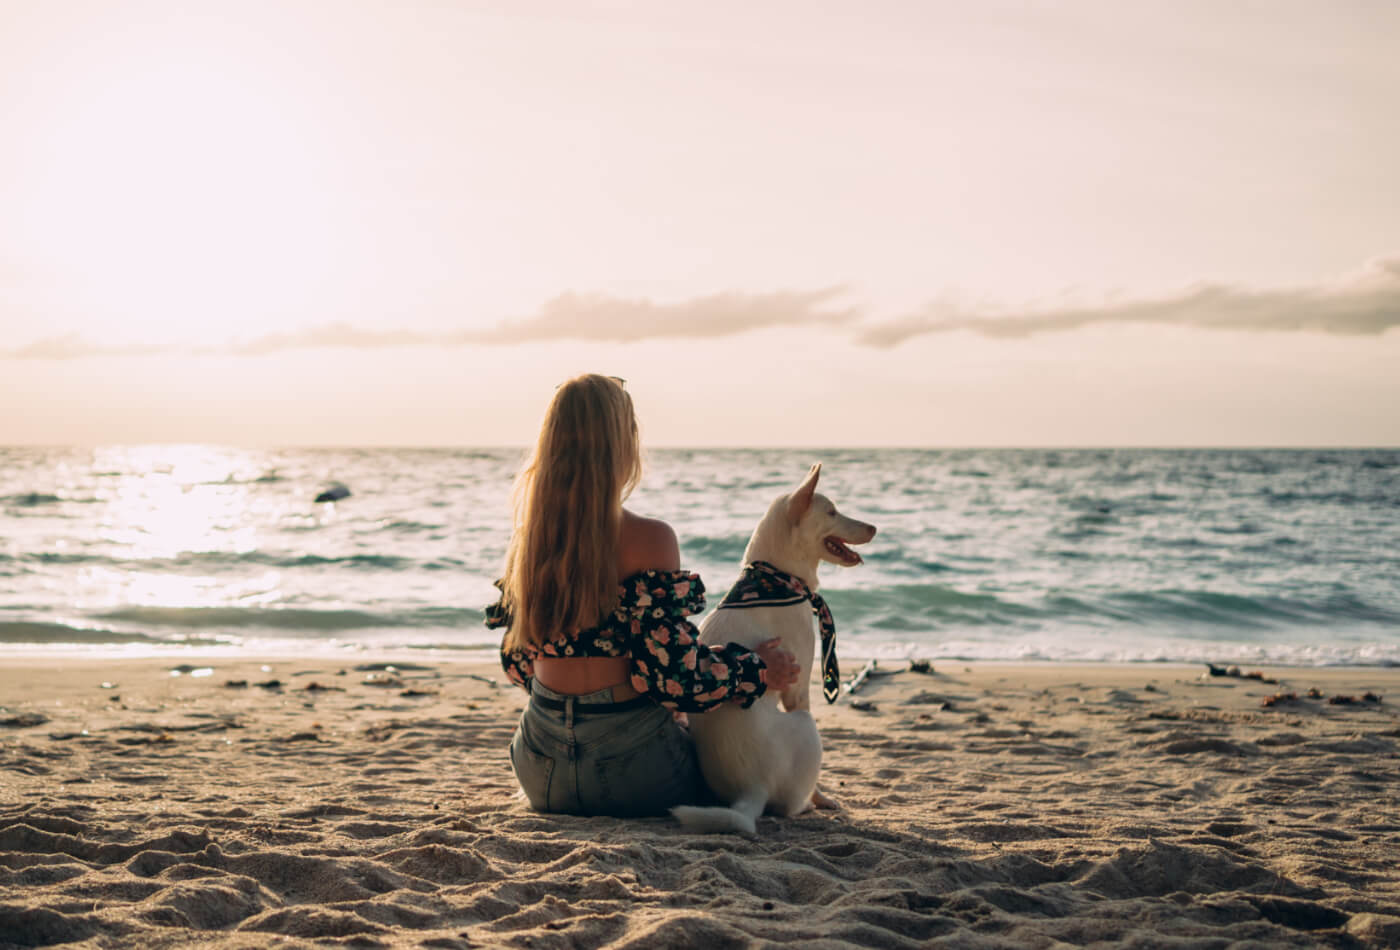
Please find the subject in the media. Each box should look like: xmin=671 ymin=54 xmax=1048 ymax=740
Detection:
xmin=486 ymin=374 xmax=799 ymax=816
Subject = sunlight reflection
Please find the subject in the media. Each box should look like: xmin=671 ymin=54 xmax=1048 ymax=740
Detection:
xmin=74 ymin=568 xmax=283 ymax=610
xmin=78 ymin=446 xmax=285 ymax=614
xmin=94 ymin=445 xmax=262 ymax=561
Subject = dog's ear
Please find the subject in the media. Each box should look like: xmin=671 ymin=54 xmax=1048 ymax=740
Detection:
xmin=787 ymin=463 xmax=821 ymax=524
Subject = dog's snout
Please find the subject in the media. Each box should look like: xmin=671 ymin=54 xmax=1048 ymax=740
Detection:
xmin=846 ymin=520 xmax=876 ymax=543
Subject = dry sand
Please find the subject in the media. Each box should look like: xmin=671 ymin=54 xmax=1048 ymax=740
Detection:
xmin=2 ymin=655 xmax=1399 ymax=949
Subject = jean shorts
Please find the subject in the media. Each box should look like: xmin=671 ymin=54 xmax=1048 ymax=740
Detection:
xmin=509 ymin=681 xmax=712 ymax=817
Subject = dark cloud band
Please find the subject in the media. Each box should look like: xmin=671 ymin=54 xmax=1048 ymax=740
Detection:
xmin=5 ymin=256 xmax=1399 ymax=359
xmin=2 ymin=288 xmax=856 ymax=360
xmin=858 ymin=255 xmax=1400 ymax=346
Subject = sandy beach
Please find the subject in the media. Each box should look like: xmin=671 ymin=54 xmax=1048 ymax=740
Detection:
xmin=2 ymin=656 xmax=1398 ymax=949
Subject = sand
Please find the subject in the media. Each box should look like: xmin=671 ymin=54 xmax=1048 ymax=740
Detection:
xmin=2 ymin=655 xmax=1399 ymax=949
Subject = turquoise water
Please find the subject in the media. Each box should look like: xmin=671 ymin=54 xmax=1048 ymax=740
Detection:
xmin=2 ymin=446 xmax=1398 ymax=665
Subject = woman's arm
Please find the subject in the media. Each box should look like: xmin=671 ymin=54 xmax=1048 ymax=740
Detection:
xmin=616 ymin=517 xmax=791 ymax=711
xmin=626 ymin=606 xmax=770 ymax=712
xmin=487 ymin=596 xmax=534 ymax=690
xmin=499 ymin=645 xmax=533 ymax=689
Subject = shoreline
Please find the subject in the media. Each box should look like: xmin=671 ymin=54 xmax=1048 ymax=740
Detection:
xmin=2 ymin=645 xmax=1397 ymax=670
xmin=3 ymin=656 xmax=1399 ymax=947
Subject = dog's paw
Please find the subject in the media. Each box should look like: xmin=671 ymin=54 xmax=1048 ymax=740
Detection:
xmin=811 ymin=788 xmax=841 ymax=810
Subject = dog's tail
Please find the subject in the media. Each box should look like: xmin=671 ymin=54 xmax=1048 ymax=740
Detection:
xmin=671 ymin=789 xmax=767 ymax=835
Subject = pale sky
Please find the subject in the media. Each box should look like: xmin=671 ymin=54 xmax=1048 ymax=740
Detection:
xmin=2 ymin=0 xmax=1398 ymax=446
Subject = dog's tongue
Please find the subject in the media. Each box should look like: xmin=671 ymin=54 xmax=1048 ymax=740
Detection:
xmin=825 ymin=536 xmax=863 ymax=566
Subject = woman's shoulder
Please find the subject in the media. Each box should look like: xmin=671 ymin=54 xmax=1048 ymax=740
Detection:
xmin=619 ymin=508 xmax=680 ymax=574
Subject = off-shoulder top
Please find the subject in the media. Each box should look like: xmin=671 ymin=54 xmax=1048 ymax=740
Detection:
xmin=486 ymin=570 xmax=768 ymax=712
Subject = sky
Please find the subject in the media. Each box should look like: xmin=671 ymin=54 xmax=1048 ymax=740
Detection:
xmin=2 ymin=0 xmax=1397 ymax=447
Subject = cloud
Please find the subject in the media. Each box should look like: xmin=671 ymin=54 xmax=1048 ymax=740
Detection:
xmin=859 ymin=255 xmax=1400 ymax=346
xmin=461 ymin=288 xmax=857 ymax=343
xmin=4 ymin=335 xmax=170 ymax=360
xmin=7 ymin=256 xmax=1400 ymax=360
xmin=2 ymin=288 xmax=858 ymax=359
xmin=205 ymin=325 xmax=440 ymax=356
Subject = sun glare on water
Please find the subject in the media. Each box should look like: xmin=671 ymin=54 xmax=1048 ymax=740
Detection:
xmin=75 ymin=446 xmax=281 ymax=612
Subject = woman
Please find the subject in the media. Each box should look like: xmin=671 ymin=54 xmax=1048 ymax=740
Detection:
xmin=486 ymin=374 xmax=799 ymax=816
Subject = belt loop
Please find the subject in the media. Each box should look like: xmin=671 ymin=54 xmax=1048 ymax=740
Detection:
xmin=564 ymin=697 xmax=576 ymax=760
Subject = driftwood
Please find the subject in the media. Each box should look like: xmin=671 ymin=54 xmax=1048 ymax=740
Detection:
xmin=842 ymin=659 xmax=879 ymax=696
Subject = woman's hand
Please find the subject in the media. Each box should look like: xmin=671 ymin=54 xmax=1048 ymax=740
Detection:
xmin=755 ymin=638 xmax=800 ymax=693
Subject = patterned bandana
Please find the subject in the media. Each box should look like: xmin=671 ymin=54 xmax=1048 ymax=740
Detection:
xmin=716 ymin=560 xmax=840 ymax=704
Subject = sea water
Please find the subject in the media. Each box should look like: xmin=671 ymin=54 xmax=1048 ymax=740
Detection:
xmin=2 ymin=446 xmax=1398 ymax=666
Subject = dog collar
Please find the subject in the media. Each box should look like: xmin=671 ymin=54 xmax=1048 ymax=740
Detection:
xmin=716 ymin=560 xmax=840 ymax=704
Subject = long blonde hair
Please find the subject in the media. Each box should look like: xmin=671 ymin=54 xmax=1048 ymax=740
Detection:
xmin=501 ymin=374 xmax=642 ymax=652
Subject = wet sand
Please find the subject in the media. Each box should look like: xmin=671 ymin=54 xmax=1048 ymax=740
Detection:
xmin=2 ymin=656 xmax=1399 ymax=948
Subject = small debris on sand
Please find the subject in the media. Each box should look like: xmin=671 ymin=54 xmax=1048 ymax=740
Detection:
xmin=1 ymin=713 xmax=49 ymax=728
xmin=1205 ymin=664 xmax=1276 ymax=683
xmin=903 ymin=691 xmax=952 ymax=708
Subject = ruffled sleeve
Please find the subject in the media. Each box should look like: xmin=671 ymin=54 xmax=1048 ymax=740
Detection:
xmin=615 ymin=571 xmax=768 ymax=713
xmin=486 ymin=583 xmax=534 ymax=690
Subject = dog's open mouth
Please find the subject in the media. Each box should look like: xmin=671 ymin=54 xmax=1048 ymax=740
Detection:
xmin=824 ymin=536 xmax=864 ymax=566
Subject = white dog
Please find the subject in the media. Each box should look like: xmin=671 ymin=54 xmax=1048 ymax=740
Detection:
xmin=672 ymin=463 xmax=876 ymax=834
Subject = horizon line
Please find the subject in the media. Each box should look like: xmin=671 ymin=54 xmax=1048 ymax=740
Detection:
xmin=2 ymin=442 xmax=1398 ymax=452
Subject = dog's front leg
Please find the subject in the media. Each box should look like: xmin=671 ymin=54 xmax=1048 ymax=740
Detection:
xmin=782 ymin=677 xmax=840 ymax=809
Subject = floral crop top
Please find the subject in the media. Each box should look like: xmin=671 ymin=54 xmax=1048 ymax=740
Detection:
xmin=486 ymin=570 xmax=768 ymax=712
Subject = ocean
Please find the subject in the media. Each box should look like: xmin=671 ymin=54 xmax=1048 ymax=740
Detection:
xmin=2 ymin=446 xmax=1398 ymax=666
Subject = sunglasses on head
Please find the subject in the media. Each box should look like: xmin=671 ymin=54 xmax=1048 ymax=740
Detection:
xmin=558 ymin=376 xmax=626 ymax=390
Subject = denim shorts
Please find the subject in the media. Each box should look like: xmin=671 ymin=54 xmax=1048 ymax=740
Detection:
xmin=509 ymin=681 xmax=712 ymax=817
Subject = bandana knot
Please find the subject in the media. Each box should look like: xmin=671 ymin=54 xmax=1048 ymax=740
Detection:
xmin=716 ymin=560 xmax=840 ymax=704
